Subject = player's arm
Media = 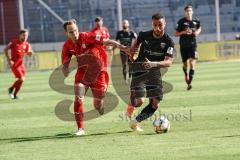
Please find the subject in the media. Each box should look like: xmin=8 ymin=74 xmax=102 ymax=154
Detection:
xmin=192 ymin=26 xmax=202 ymax=37
xmin=4 ymin=42 xmax=14 ymax=67
xmin=130 ymin=31 xmax=142 ymax=56
xmin=143 ymin=56 xmax=173 ymax=69
xmin=62 ymin=63 xmax=69 ymax=77
xmin=61 ymin=45 xmax=72 ymax=77
xmin=113 ymin=31 xmax=120 ymax=51
xmin=130 ymin=39 xmax=140 ymax=55
xmin=143 ymin=43 xmax=174 ymax=69
xmin=174 ymin=30 xmax=189 ymax=37
xmin=174 ymin=21 xmax=190 ymax=37
xmin=88 ymin=32 xmax=129 ymax=54
xmin=26 ymin=44 xmax=34 ymax=57
xmin=132 ymin=31 xmax=138 ymax=41
xmin=103 ymin=39 xmax=129 ymax=55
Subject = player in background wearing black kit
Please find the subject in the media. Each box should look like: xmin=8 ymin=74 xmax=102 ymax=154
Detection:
xmin=175 ymin=5 xmax=201 ymax=90
xmin=116 ymin=20 xmax=137 ymax=83
xmin=125 ymin=13 xmax=174 ymax=131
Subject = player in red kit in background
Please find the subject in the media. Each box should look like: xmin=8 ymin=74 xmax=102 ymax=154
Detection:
xmin=62 ymin=19 xmax=129 ymax=136
xmin=91 ymin=16 xmax=109 ymax=40
xmin=4 ymin=29 xmax=33 ymax=100
xmin=91 ymin=16 xmax=113 ymax=63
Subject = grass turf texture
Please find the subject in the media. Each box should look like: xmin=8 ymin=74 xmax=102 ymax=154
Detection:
xmin=0 ymin=60 xmax=240 ymax=160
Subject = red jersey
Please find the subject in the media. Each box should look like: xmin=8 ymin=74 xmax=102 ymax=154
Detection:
xmin=91 ymin=26 xmax=110 ymax=40
xmin=62 ymin=32 xmax=108 ymax=70
xmin=62 ymin=32 xmax=110 ymax=70
xmin=91 ymin=27 xmax=110 ymax=69
xmin=7 ymin=39 xmax=30 ymax=67
xmin=62 ymin=32 xmax=103 ymax=64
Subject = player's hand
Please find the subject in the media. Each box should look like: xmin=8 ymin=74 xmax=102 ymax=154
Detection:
xmin=8 ymin=60 xmax=14 ymax=67
xmin=186 ymin=28 xmax=193 ymax=35
xmin=182 ymin=28 xmax=192 ymax=35
xmin=143 ymin=58 xmax=158 ymax=69
xmin=62 ymin=66 xmax=69 ymax=77
xmin=129 ymin=54 xmax=134 ymax=62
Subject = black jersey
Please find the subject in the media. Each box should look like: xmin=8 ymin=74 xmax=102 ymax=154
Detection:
xmin=135 ymin=30 xmax=174 ymax=62
xmin=176 ymin=17 xmax=201 ymax=48
xmin=116 ymin=30 xmax=137 ymax=46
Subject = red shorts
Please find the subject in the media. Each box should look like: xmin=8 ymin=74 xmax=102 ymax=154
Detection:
xmin=11 ymin=65 xmax=26 ymax=78
xmin=74 ymin=70 xmax=109 ymax=99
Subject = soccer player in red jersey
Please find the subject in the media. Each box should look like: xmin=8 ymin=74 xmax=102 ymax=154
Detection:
xmin=91 ymin=16 xmax=113 ymax=67
xmin=4 ymin=29 xmax=33 ymax=100
xmin=91 ymin=16 xmax=110 ymax=40
xmin=62 ymin=19 xmax=128 ymax=136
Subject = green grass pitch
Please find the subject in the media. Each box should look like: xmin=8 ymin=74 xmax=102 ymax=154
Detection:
xmin=0 ymin=60 xmax=240 ymax=160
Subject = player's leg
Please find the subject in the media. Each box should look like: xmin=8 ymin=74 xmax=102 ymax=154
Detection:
xmin=74 ymin=82 xmax=87 ymax=136
xmin=135 ymin=98 xmax=160 ymax=123
xmin=187 ymin=58 xmax=196 ymax=90
xmin=127 ymin=58 xmax=132 ymax=80
xmin=187 ymin=47 xmax=197 ymax=90
xmin=91 ymin=71 xmax=109 ymax=115
xmin=127 ymin=90 xmax=145 ymax=115
xmin=120 ymin=52 xmax=128 ymax=81
xmin=92 ymin=89 xmax=106 ymax=115
xmin=183 ymin=61 xmax=188 ymax=83
xmin=129 ymin=96 xmax=145 ymax=131
xmin=128 ymin=87 xmax=146 ymax=131
xmin=130 ymin=76 xmax=163 ymax=131
xmin=180 ymin=47 xmax=189 ymax=84
xmin=134 ymin=82 xmax=162 ymax=122
xmin=13 ymin=77 xmax=25 ymax=99
xmin=125 ymin=72 xmax=146 ymax=119
xmin=9 ymin=66 xmax=26 ymax=99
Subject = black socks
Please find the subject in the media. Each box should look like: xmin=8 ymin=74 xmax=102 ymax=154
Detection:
xmin=189 ymin=69 xmax=195 ymax=84
xmin=135 ymin=103 xmax=157 ymax=122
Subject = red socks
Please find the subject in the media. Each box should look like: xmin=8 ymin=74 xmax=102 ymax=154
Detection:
xmin=74 ymin=100 xmax=84 ymax=129
xmin=11 ymin=79 xmax=23 ymax=96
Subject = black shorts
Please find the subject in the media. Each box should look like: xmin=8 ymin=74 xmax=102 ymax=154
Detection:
xmin=130 ymin=69 xmax=163 ymax=100
xmin=180 ymin=46 xmax=198 ymax=62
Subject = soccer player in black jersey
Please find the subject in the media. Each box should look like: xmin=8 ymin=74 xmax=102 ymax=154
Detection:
xmin=125 ymin=13 xmax=174 ymax=131
xmin=116 ymin=20 xmax=137 ymax=82
xmin=175 ymin=5 xmax=201 ymax=90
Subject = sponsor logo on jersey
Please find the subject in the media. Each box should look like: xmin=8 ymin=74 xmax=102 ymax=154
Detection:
xmin=160 ymin=42 xmax=166 ymax=49
xmin=96 ymin=34 xmax=101 ymax=41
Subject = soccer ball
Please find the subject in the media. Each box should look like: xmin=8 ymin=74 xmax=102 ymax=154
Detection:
xmin=153 ymin=116 xmax=170 ymax=134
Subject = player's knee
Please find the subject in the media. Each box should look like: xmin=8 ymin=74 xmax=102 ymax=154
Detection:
xmin=93 ymin=98 xmax=104 ymax=109
xmin=135 ymin=98 xmax=144 ymax=107
xmin=150 ymin=98 xmax=160 ymax=109
xmin=74 ymin=83 xmax=86 ymax=97
xmin=74 ymin=95 xmax=84 ymax=103
xmin=189 ymin=59 xmax=196 ymax=69
xmin=183 ymin=62 xmax=188 ymax=68
xmin=19 ymin=77 xmax=25 ymax=82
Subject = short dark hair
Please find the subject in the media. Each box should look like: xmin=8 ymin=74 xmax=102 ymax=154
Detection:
xmin=152 ymin=13 xmax=165 ymax=20
xmin=63 ymin=19 xmax=77 ymax=31
xmin=94 ymin=16 xmax=103 ymax=22
xmin=19 ymin=29 xmax=28 ymax=34
xmin=184 ymin=5 xmax=193 ymax=11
